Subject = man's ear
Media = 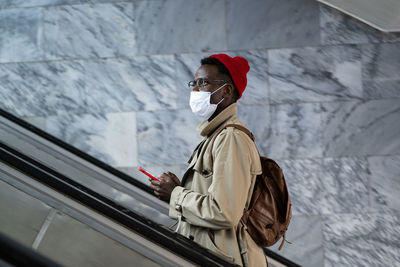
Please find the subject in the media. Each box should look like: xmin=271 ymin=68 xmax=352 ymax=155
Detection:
xmin=223 ymin=84 xmax=234 ymax=97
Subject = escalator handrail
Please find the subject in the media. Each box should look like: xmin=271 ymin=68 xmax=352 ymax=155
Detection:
xmin=0 ymin=232 xmax=62 ymax=267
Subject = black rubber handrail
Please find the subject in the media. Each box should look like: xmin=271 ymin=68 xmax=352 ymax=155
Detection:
xmin=0 ymin=232 xmax=62 ymax=267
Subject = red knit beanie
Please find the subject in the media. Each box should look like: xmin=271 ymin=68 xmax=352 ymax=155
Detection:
xmin=210 ymin=53 xmax=250 ymax=100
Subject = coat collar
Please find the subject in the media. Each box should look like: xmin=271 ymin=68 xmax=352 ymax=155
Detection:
xmin=197 ymin=103 xmax=237 ymax=137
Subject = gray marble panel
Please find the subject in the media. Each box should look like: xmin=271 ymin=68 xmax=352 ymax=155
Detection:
xmin=44 ymin=2 xmax=136 ymax=60
xmin=0 ymin=61 xmax=86 ymax=117
xmin=0 ymin=0 xmax=62 ymax=8
xmin=84 ymin=56 xmax=179 ymax=114
xmin=135 ymin=0 xmax=226 ymax=55
xmin=0 ymin=0 xmax=126 ymax=8
xmin=363 ymin=79 xmax=400 ymax=100
xmin=270 ymin=215 xmax=324 ymax=267
xmin=37 ymin=211 xmax=160 ymax=267
xmin=269 ymin=103 xmax=322 ymax=159
xmin=319 ymin=157 xmax=369 ymax=214
xmin=362 ymin=43 xmax=400 ymax=80
xmin=0 ymin=179 xmax=51 ymax=246
xmin=323 ymin=212 xmax=400 ymax=266
xmin=277 ymin=158 xmax=322 ymax=215
xmin=0 ymin=7 xmax=43 ymax=63
xmin=136 ymin=109 xmax=202 ymax=166
xmin=237 ymin=104 xmax=271 ymax=152
xmin=269 ymin=45 xmax=363 ymax=103
xmin=369 ymin=155 xmax=400 ymax=212
xmin=362 ymin=43 xmax=400 ymax=100
xmin=278 ymin=157 xmax=368 ymax=215
xmin=227 ymin=0 xmax=320 ymax=50
xmin=240 ymin=103 xmax=322 ymax=159
xmin=46 ymin=111 xmax=138 ymax=168
xmin=320 ymin=5 xmax=382 ymax=45
xmin=321 ymin=99 xmax=400 ymax=157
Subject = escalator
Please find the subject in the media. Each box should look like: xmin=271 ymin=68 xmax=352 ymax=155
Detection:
xmin=0 ymin=108 xmax=299 ymax=267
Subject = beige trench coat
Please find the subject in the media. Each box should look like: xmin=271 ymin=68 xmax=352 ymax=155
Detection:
xmin=169 ymin=103 xmax=267 ymax=267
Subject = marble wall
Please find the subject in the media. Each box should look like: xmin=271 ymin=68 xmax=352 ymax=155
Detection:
xmin=0 ymin=0 xmax=399 ymax=266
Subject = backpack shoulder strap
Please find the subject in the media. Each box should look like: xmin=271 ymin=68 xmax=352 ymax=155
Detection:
xmin=209 ymin=124 xmax=255 ymax=172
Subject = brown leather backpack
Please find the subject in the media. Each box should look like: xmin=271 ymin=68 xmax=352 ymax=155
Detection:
xmin=209 ymin=124 xmax=292 ymax=250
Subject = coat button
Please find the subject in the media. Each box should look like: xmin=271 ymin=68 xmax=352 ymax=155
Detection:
xmin=175 ymin=204 xmax=182 ymax=212
xmin=189 ymin=235 xmax=194 ymax=241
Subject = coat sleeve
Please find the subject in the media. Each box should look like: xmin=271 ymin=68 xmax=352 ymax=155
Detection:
xmin=169 ymin=128 xmax=255 ymax=230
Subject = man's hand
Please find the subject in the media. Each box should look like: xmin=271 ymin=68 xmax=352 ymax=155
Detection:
xmin=149 ymin=172 xmax=181 ymax=203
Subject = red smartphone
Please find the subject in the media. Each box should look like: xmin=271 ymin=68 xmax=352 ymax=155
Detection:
xmin=138 ymin=167 xmax=160 ymax=181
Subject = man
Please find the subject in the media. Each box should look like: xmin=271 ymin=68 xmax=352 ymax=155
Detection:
xmin=149 ymin=54 xmax=267 ymax=267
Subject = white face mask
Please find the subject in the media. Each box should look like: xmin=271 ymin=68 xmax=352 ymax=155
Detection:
xmin=189 ymin=84 xmax=226 ymax=119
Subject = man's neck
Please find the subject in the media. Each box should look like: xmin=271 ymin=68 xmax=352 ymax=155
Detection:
xmin=208 ymin=101 xmax=236 ymax=122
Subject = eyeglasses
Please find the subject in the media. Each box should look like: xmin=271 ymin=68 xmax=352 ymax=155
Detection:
xmin=188 ymin=78 xmax=230 ymax=90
